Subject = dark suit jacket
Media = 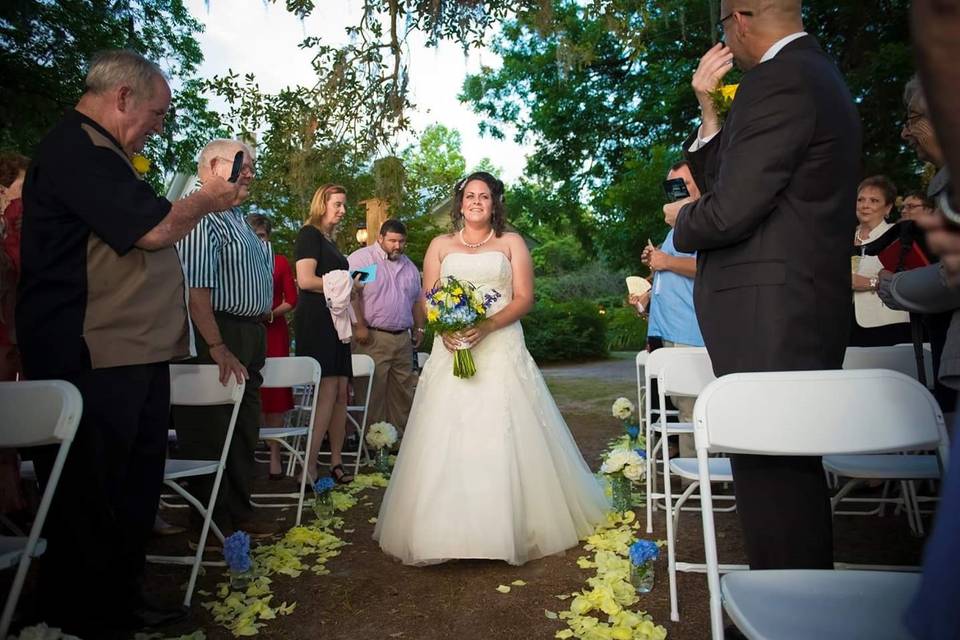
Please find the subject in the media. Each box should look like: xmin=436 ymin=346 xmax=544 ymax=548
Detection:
xmin=673 ymin=36 xmax=861 ymax=376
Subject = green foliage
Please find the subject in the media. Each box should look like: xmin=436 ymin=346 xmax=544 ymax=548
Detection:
xmin=530 ymin=234 xmax=585 ymax=276
xmin=605 ymin=305 xmax=648 ymax=351
xmin=0 ymin=0 xmax=225 ymax=188
xmin=522 ymin=299 xmax=608 ymax=362
xmin=536 ymin=262 xmax=628 ymax=304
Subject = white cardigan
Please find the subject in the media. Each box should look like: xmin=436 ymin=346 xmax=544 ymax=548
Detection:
xmin=322 ymin=270 xmax=357 ymax=343
xmin=853 ymin=221 xmax=910 ymax=329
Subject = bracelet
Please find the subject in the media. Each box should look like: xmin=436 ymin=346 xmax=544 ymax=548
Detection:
xmin=269 ymin=310 xmax=274 ymax=323
xmin=208 ymin=341 xmax=225 ymax=350
xmin=869 ymin=276 xmax=878 ymax=290
xmin=415 ymin=327 xmax=425 ymax=334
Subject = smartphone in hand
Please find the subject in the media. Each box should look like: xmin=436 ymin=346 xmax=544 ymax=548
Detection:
xmin=662 ymin=177 xmax=690 ymax=202
xmin=228 ymin=151 xmax=244 ymax=183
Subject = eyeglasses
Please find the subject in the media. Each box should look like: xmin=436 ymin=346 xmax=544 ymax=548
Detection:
xmin=717 ymin=9 xmax=753 ymax=35
xmin=215 ymin=155 xmax=256 ymax=176
xmin=904 ymin=111 xmax=926 ymax=129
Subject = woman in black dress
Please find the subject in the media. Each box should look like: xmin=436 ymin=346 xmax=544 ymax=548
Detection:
xmin=294 ymin=183 xmax=355 ymax=484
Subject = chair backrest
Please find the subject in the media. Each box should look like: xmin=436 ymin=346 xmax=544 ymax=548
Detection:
xmin=843 ymin=344 xmax=934 ymax=388
xmin=261 ymin=356 xmax=322 ymax=388
xmin=0 ymin=381 xmax=83 ymax=448
xmin=694 ymin=369 xmax=948 ymax=458
xmin=170 ymin=364 xmax=244 ymax=406
xmin=659 ymin=350 xmax=716 ymax=398
xmin=645 ymin=346 xmax=709 ymax=382
xmin=352 ymin=353 xmax=375 ymax=379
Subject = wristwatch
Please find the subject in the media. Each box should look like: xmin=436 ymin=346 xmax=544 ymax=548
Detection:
xmin=869 ymin=276 xmax=879 ymax=290
xmin=415 ymin=327 xmax=425 ymax=334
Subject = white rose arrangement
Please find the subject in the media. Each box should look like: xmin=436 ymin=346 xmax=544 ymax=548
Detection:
xmin=601 ymin=446 xmax=645 ymax=482
xmin=611 ymin=397 xmax=635 ymax=421
xmin=365 ymin=421 xmax=399 ymax=450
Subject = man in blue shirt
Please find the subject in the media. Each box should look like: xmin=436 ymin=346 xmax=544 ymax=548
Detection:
xmin=641 ymin=160 xmax=704 ymax=457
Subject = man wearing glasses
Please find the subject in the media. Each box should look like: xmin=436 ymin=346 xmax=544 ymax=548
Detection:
xmin=664 ymin=0 xmax=861 ymax=572
xmin=173 ymin=139 xmax=275 ymax=543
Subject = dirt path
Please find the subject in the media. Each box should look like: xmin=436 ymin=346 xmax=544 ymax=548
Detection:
xmin=143 ymin=356 xmax=925 ymax=640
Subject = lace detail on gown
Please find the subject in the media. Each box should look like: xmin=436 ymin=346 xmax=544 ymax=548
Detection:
xmin=373 ymin=251 xmax=609 ymax=566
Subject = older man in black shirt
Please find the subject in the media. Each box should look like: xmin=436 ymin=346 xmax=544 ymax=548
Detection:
xmin=17 ymin=50 xmax=241 ymax=635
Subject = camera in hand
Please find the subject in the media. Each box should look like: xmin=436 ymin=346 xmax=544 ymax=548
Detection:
xmin=662 ymin=178 xmax=690 ymax=202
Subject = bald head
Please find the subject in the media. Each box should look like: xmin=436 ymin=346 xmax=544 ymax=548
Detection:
xmin=720 ymin=0 xmax=804 ymax=69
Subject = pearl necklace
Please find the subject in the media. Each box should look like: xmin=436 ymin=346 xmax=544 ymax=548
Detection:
xmin=459 ymin=228 xmax=494 ymax=249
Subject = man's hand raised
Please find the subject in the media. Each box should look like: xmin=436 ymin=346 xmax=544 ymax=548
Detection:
xmin=692 ymin=43 xmax=734 ymax=138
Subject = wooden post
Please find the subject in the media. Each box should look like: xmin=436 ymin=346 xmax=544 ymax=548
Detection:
xmin=360 ymin=198 xmax=390 ymax=246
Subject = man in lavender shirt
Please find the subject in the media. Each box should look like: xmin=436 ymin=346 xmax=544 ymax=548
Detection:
xmin=348 ymin=219 xmax=425 ymax=431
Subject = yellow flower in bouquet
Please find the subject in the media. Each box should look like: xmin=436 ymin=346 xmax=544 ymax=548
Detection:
xmin=709 ymin=83 xmax=739 ymax=122
xmin=424 ymin=276 xmax=502 ymax=379
xmin=130 ymin=153 xmax=151 ymax=175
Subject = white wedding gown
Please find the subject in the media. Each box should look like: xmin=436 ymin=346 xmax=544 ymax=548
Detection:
xmin=373 ymin=251 xmax=610 ymax=566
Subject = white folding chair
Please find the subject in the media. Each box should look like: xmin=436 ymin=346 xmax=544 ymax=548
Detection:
xmin=148 ymin=364 xmax=244 ymax=608
xmin=252 ymin=357 xmax=322 ymax=525
xmin=0 ymin=381 xmax=83 ymax=639
xmin=320 ymin=353 xmax=374 ymax=476
xmin=830 ymin=344 xmax=940 ymax=533
xmin=656 ymin=351 xmax=741 ymax=622
xmin=694 ymin=369 xmax=948 ymax=639
xmin=643 ymin=347 xmax=708 ymax=533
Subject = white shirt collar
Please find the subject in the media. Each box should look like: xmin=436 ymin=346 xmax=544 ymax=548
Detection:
xmin=760 ymin=32 xmax=808 ymax=63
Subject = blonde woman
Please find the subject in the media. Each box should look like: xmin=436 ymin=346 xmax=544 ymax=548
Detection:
xmin=294 ymin=184 xmax=356 ymax=484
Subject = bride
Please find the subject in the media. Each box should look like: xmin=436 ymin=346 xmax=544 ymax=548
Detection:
xmin=373 ymin=171 xmax=609 ymax=566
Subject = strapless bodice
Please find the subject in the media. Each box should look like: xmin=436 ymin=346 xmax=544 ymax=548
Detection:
xmin=439 ymin=251 xmax=513 ymax=315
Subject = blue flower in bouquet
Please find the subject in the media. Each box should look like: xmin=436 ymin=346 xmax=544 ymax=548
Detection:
xmin=223 ymin=531 xmax=252 ymax=573
xmin=629 ymin=539 xmax=660 ymax=566
xmin=313 ymin=476 xmax=336 ymax=494
xmin=635 ymin=448 xmax=647 ymax=459
xmin=626 ymin=424 xmax=640 ymax=439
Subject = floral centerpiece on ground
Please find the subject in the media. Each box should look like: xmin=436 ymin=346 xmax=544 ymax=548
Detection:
xmin=223 ymin=530 xmax=252 ymax=589
xmin=612 ymin=397 xmax=644 ymax=448
xmin=425 ymin=276 xmax=501 ymax=379
xmin=312 ymin=476 xmax=336 ymax=518
xmin=601 ymin=446 xmax=646 ymax=512
xmin=365 ymin=421 xmax=398 ymax=475
xmin=628 ymin=539 xmax=660 ymax=593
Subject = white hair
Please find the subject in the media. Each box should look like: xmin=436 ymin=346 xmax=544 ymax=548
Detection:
xmin=85 ymin=50 xmax=167 ymax=98
xmin=197 ymin=139 xmax=255 ymax=176
xmin=904 ymin=75 xmax=928 ymax=114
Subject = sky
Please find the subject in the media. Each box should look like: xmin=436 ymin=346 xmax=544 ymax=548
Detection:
xmin=184 ymin=0 xmax=529 ymax=181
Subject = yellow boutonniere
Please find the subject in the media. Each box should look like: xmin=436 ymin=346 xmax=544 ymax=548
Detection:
xmin=709 ymin=83 xmax=739 ymax=122
xmin=131 ymin=153 xmax=151 ymax=175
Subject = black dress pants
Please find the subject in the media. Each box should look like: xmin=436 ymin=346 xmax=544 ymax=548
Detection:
xmin=729 ymin=454 xmax=834 ymax=569
xmin=32 ymin=362 xmax=170 ymax=628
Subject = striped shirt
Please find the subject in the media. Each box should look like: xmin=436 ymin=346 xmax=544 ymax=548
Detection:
xmin=176 ymin=183 xmax=273 ymax=316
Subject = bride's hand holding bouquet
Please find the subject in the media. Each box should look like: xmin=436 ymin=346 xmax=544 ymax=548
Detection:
xmin=426 ymin=276 xmax=501 ymax=379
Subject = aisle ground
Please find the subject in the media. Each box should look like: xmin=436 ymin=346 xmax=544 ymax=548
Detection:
xmin=142 ymin=353 xmax=925 ymax=639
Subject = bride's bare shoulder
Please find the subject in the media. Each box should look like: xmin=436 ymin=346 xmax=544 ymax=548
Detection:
xmin=425 ymin=233 xmax=458 ymax=261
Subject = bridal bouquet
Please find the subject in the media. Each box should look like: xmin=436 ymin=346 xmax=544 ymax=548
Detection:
xmin=425 ymin=276 xmax=501 ymax=379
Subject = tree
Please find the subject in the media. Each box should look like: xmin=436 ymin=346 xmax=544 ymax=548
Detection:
xmin=461 ymin=0 xmax=917 ymax=269
xmin=0 ymin=0 xmax=226 ymax=186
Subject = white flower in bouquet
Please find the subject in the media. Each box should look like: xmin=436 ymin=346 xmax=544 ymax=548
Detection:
xmin=623 ymin=462 xmax=644 ymax=481
xmin=612 ymin=397 xmax=635 ymax=420
xmin=365 ymin=421 xmax=398 ymax=450
xmin=12 ymin=624 xmax=81 ymax=640
xmin=601 ymin=447 xmax=633 ymax=474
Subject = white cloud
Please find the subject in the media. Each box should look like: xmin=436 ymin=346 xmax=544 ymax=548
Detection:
xmin=184 ymin=0 xmax=529 ymax=181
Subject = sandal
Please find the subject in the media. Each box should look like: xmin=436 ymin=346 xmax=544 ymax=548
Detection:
xmin=330 ymin=464 xmax=354 ymax=485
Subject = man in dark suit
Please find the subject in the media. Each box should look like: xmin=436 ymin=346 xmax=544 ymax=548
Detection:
xmin=667 ymin=0 xmax=861 ymax=569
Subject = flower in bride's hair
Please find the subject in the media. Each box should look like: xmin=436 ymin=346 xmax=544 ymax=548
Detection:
xmin=611 ymin=397 xmax=635 ymax=421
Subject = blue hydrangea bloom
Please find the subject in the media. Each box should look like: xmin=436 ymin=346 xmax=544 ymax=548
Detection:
xmin=626 ymin=425 xmax=640 ymax=439
xmin=223 ymin=531 xmax=252 ymax=573
xmin=635 ymin=448 xmax=647 ymax=459
xmin=313 ymin=477 xmax=336 ymax=494
xmin=629 ymin=539 xmax=660 ymax=566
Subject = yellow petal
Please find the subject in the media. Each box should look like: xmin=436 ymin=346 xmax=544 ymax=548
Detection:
xmin=511 ymin=579 xmax=527 ymax=586
xmin=555 ymin=631 xmax=574 ymax=639
xmin=544 ymin=609 xmax=558 ymax=619
xmin=496 ymin=585 xmax=511 ymax=593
